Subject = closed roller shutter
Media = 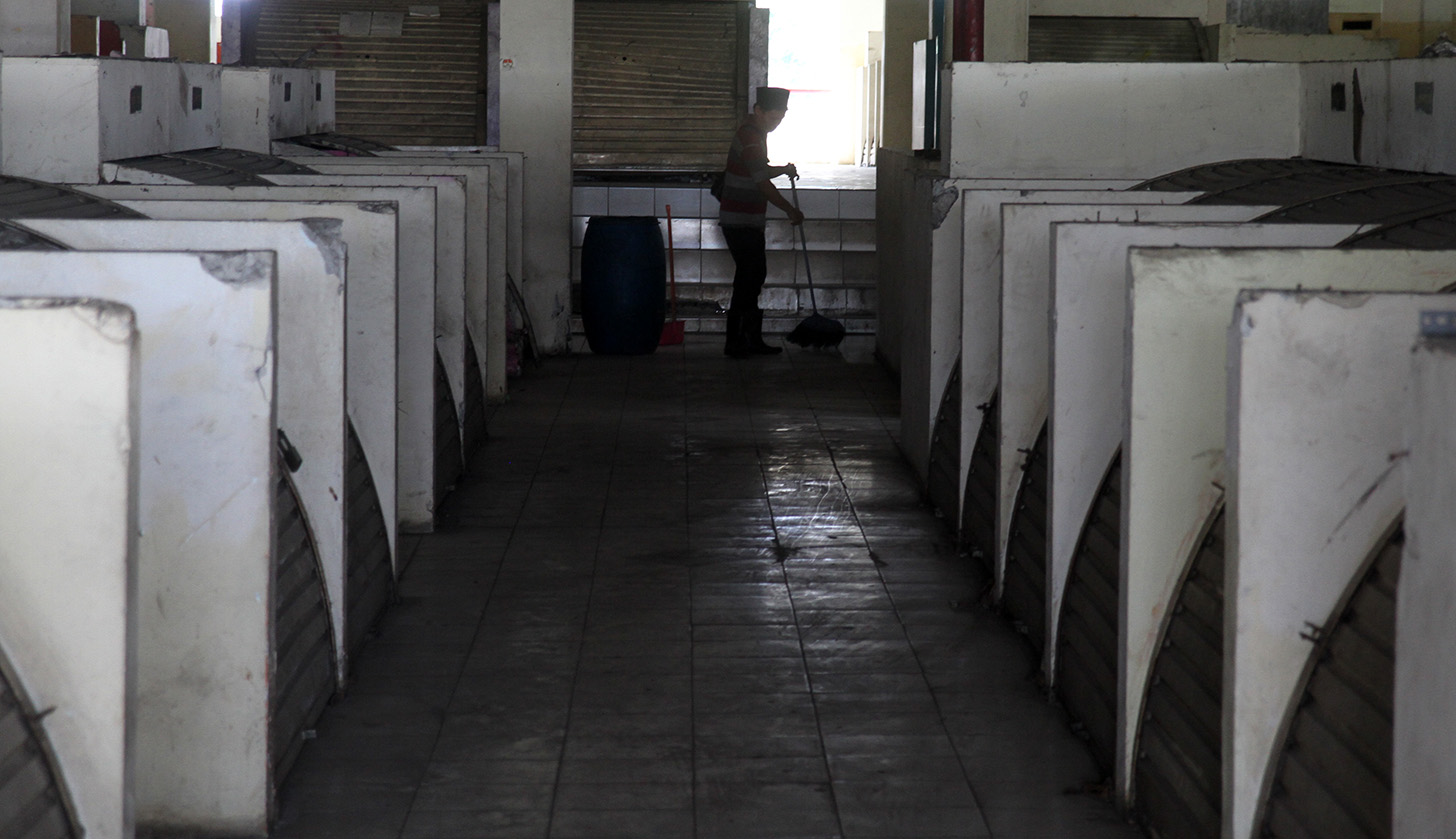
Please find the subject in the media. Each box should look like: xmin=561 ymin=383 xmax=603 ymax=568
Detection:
xmin=927 ymin=360 xmax=961 ymax=526
xmin=346 ymin=420 xmax=395 ymax=654
xmin=1260 ymin=519 xmax=1401 ymax=839
xmin=1001 ymin=423 xmax=1049 ymax=655
xmin=574 ymin=0 xmax=746 ymax=170
xmin=961 ymin=390 xmax=999 ymax=578
xmin=1029 ymin=17 xmax=1207 ymax=63
xmin=0 ymin=659 xmax=77 ymax=839
xmin=272 ymin=463 xmax=336 ymax=786
xmin=1056 ymin=451 xmax=1122 ymax=777
xmin=254 ymin=0 xmax=485 ymax=147
xmin=1136 ymin=505 xmax=1225 ymax=839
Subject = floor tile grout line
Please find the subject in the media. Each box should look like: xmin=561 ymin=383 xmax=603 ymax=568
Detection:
xmin=783 ymin=346 xmax=996 ymax=836
xmin=391 ymin=356 xmax=582 ymax=839
xmin=741 ymin=353 xmax=849 ymax=839
xmin=543 ymin=354 xmax=627 ymax=839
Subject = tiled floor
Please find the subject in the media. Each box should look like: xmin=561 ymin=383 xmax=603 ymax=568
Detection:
xmin=270 ymin=335 xmax=1142 ymax=839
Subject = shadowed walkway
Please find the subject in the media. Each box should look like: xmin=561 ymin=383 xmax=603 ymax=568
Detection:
xmin=270 ymin=335 xmax=1142 ymax=839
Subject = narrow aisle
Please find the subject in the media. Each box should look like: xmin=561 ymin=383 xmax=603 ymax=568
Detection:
xmin=271 ymin=336 xmax=1141 ymax=839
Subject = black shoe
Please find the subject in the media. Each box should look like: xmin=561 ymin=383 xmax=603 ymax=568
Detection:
xmin=747 ymin=309 xmax=782 ymax=355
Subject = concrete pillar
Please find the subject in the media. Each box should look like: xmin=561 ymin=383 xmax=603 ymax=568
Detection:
xmin=882 ymin=0 xmax=929 ymax=151
xmin=499 ymin=0 xmax=573 ymax=353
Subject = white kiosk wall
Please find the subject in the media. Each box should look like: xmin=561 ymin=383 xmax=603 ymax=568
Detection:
xmin=897 ymin=178 xmax=1139 ymax=492
xmin=0 ymin=298 xmax=138 ymax=839
xmin=267 ymin=173 xmax=468 ymax=431
xmin=993 ymin=203 xmax=1270 ymax=585
xmin=1398 ymin=333 xmax=1456 ymax=839
xmin=1125 ymin=248 xmax=1456 ymax=839
xmin=0 ymin=251 xmax=277 ymax=835
xmin=1045 ymin=222 xmax=1358 ymax=685
xmin=72 ymin=188 xmax=402 ymax=560
xmin=17 ymin=217 xmax=352 ymax=678
xmin=1229 ymin=290 xmax=1449 ymax=839
xmin=295 ymin=156 xmax=513 ymax=399
xmin=945 ymin=62 xmax=1303 ymax=180
xmin=955 ymin=189 xmax=1198 ymax=518
xmin=82 ymin=181 xmax=439 ymax=531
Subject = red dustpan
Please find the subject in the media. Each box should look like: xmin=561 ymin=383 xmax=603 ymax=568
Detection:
xmin=660 ymin=203 xmax=685 ymax=345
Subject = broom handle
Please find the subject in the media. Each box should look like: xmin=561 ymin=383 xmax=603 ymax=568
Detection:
xmin=666 ymin=204 xmax=678 ymax=320
xmin=788 ymin=176 xmax=820 ymax=315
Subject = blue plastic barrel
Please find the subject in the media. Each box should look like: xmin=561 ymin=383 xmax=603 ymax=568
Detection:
xmin=580 ymin=216 xmax=666 ymax=355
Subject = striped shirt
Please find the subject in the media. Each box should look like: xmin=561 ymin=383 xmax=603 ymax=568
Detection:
xmin=718 ymin=121 xmax=771 ymax=229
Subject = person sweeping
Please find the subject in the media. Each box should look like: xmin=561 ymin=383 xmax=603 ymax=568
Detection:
xmin=716 ymin=86 xmax=803 ymax=358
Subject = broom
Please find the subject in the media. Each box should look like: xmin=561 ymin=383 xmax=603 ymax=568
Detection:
xmin=784 ymin=177 xmax=846 ymax=349
xmin=659 ymin=203 xmax=685 ymax=345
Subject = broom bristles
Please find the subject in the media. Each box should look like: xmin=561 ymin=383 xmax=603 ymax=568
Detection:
xmin=786 ymin=313 xmax=846 ymax=348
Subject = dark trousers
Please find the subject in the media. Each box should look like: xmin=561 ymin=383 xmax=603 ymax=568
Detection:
xmin=721 ymin=225 xmax=766 ymax=314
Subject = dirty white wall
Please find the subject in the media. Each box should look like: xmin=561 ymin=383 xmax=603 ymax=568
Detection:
xmin=292 ymin=155 xmax=515 ymax=400
xmin=0 ymin=57 xmax=176 ymax=183
xmin=77 ymin=190 xmax=401 ymax=562
xmin=993 ymin=202 xmax=1262 ymax=590
xmin=20 ymin=217 xmax=353 ymax=680
xmin=500 ymin=0 xmax=573 ymax=352
xmin=1228 ymin=290 xmax=1445 ymax=839
xmin=1124 ymin=247 xmax=1456 ymax=839
xmin=952 ymin=186 xmax=1176 ymax=513
xmin=946 ymin=62 xmax=1303 ymax=180
xmin=0 ymin=298 xmax=137 ymax=839
xmin=1398 ymin=332 xmax=1456 ymax=839
xmin=268 ymin=173 xmax=468 ymax=425
xmin=1301 ymin=59 xmax=1456 ymax=175
xmin=0 ymin=250 xmax=277 ymax=836
xmin=220 ymin=67 xmax=335 ymax=153
xmin=1045 ymin=223 xmax=1358 ymax=739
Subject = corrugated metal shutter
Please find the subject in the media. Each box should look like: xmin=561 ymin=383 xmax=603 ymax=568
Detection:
xmin=1136 ymin=505 xmax=1225 ymax=839
xmin=574 ymin=0 xmax=745 ymax=170
xmin=346 ymin=420 xmax=394 ymax=654
xmin=1260 ymin=519 xmax=1401 ymax=839
xmin=434 ymin=351 xmax=463 ymax=505
xmin=1056 ymin=452 xmax=1122 ymax=777
xmin=272 ymin=464 xmax=336 ymax=786
xmin=961 ymin=390 xmax=999 ymax=578
xmin=928 ymin=360 xmax=961 ymax=525
xmin=1002 ymin=423 xmax=1049 ymax=655
xmin=254 ymin=0 xmax=484 ymax=146
xmin=1029 ymin=17 xmax=1207 ymax=63
xmin=0 ymin=663 xmax=78 ymax=838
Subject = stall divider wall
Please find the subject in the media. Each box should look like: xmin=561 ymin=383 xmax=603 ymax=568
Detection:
xmin=81 ymin=181 xmax=441 ymax=531
xmin=15 ymin=217 xmax=352 ymax=679
xmin=1045 ymin=222 xmax=1351 ymax=692
xmin=1229 ymin=290 xmax=1447 ymax=839
xmin=0 ymin=251 xmax=278 ymax=835
xmin=1124 ymin=248 xmax=1456 ymax=839
xmin=266 ymin=173 xmax=469 ymax=444
xmin=993 ymin=203 xmax=1268 ymax=592
xmin=294 ymin=156 xmax=514 ymax=399
xmin=72 ymin=189 xmax=402 ymax=561
xmin=0 ymin=298 xmax=138 ymax=839
xmin=1398 ymin=333 xmax=1456 ymax=838
xmin=954 ymin=189 xmax=1194 ymax=521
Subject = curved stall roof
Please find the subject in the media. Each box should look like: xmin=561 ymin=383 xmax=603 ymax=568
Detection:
xmin=0 ymin=177 xmax=144 ymax=220
xmin=109 ymin=148 xmax=318 ymax=186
